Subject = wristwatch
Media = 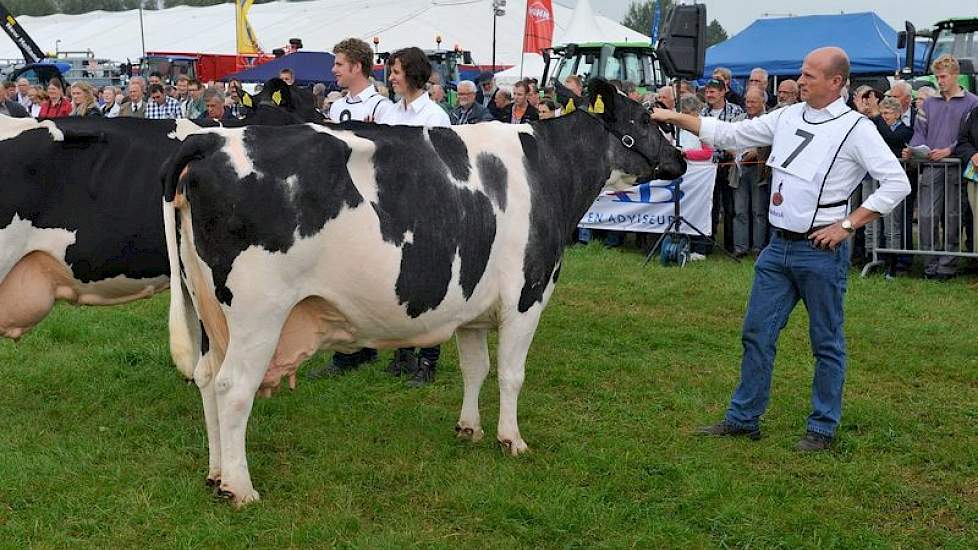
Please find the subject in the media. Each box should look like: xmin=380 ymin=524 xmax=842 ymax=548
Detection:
xmin=841 ymin=218 xmax=854 ymax=234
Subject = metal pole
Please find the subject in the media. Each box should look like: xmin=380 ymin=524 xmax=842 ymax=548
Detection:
xmin=138 ymin=5 xmax=146 ymax=59
xmin=492 ymin=11 xmax=497 ymax=73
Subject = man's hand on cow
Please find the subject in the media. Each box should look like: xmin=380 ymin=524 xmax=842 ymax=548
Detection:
xmin=808 ymin=222 xmax=851 ymax=251
xmin=650 ymin=107 xmax=677 ymax=124
xmin=928 ymin=147 xmax=952 ymax=161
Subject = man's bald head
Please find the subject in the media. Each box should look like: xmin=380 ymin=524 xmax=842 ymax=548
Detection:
xmin=799 ymin=47 xmax=850 ymax=108
xmin=808 ymin=47 xmax=850 ymax=83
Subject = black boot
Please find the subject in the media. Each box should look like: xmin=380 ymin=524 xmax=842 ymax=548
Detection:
xmin=406 ymin=357 xmax=436 ymax=387
xmin=387 ymin=349 xmax=417 ymax=377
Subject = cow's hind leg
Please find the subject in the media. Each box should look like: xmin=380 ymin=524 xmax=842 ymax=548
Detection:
xmin=496 ymin=310 xmax=544 ymax=456
xmin=213 ymin=310 xmax=288 ymax=506
xmin=193 ymin=350 xmax=223 ymax=487
xmin=455 ymin=327 xmax=490 ymax=442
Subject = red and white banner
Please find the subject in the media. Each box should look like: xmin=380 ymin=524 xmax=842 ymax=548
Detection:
xmin=523 ymin=0 xmax=555 ymax=54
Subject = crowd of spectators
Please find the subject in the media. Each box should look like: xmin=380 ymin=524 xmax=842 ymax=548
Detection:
xmin=1 ymin=71 xmax=250 ymax=123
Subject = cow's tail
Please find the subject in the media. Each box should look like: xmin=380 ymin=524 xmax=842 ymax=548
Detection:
xmin=162 ymin=134 xmax=221 ymax=380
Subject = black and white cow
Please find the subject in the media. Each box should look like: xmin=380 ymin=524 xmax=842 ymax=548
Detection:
xmin=163 ymin=79 xmax=686 ymax=505
xmin=0 ymin=81 xmax=322 ymax=376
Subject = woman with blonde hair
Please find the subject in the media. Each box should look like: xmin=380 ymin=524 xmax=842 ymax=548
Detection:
xmin=69 ymin=81 xmax=102 ymax=117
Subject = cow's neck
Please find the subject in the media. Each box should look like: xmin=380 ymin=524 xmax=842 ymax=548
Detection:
xmin=523 ymin=111 xmax=616 ymax=237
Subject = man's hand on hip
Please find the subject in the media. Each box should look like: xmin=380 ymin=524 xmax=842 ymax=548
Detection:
xmin=808 ymin=222 xmax=851 ymax=251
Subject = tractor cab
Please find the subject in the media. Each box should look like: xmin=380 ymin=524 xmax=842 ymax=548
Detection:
xmin=542 ymin=42 xmax=660 ymax=95
xmin=900 ymin=18 xmax=978 ymax=93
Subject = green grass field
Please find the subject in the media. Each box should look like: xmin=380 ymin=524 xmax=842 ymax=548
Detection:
xmin=1 ymin=245 xmax=976 ymax=548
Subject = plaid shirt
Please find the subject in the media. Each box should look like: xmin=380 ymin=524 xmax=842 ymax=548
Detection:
xmin=146 ymin=96 xmax=184 ymax=120
xmin=701 ymin=100 xmax=744 ymax=162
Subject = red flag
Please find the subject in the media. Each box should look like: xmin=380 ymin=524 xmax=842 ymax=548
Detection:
xmin=523 ymin=0 xmax=555 ymax=54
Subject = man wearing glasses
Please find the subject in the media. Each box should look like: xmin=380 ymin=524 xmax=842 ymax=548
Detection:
xmin=748 ymin=67 xmax=777 ymax=109
xmin=449 ymin=80 xmax=495 ymax=125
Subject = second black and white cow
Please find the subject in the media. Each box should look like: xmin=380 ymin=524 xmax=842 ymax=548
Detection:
xmin=0 ymin=79 xmax=321 ymax=377
xmin=164 ymin=79 xmax=686 ymax=504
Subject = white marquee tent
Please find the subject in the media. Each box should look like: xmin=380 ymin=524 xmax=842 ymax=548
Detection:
xmin=0 ymin=0 xmax=647 ymax=69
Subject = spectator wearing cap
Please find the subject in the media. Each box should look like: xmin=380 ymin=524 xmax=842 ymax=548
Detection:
xmin=449 ymin=80 xmax=495 ymax=125
xmin=776 ymin=79 xmax=799 ymax=106
xmin=711 ymin=66 xmax=744 ymax=108
xmin=701 ymin=77 xmax=744 ymax=254
xmin=903 ymin=54 xmax=978 ymax=279
xmin=475 ymin=72 xmax=501 ymax=116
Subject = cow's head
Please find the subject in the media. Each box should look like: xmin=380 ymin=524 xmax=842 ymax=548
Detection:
xmin=584 ymin=79 xmax=686 ymax=187
xmin=238 ymin=78 xmax=324 ymax=124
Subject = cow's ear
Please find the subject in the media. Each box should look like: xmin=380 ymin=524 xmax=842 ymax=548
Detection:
xmin=586 ymin=78 xmax=617 ymax=120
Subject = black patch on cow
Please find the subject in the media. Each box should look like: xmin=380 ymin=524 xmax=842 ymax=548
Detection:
xmin=175 ymin=124 xmax=363 ymax=305
xmin=476 ymin=152 xmax=508 ymax=211
xmin=427 ymin=128 xmax=471 ymax=181
xmin=0 ymin=118 xmax=183 ymax=283
xmin=343 ymin=122 xmax=496 ymax=316
xmin=199 ymin=321 xmax=209 ymax=355
xmin=517 ymin=112 xmax=615 ymax=313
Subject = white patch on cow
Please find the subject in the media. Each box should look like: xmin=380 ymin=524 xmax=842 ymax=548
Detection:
xmin=0 ymin=214 xmax=76 ymax=281
xmin=0 ymin=115 xmax=64 ymax=142
xmin=402 ymin=230 xmax=414 ymax=245
xmin=222 ymin=129 xmax=261 ymax=180
xmin=311 ymin=125 xmax=381 ymax=205
xmin=168 ymin=119 xmax=204 ymax=141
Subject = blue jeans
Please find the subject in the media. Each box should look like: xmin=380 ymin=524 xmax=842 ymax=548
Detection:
xmin=725 ymin=233 xmax=850 ymax=437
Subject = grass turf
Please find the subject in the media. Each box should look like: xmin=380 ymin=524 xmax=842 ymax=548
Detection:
xmin=1 ymin=244 xmax=976 ymax=548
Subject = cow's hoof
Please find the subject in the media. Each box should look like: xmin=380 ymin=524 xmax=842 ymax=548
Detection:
xmin=497 ymin=436 xmax=529 ymax=456
xmin=214 ymin=485 xmax=260 ymax=506
xmin=455 ymin=422 xmax=484 ymax=442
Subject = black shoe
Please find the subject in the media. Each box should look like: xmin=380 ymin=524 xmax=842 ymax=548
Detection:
xmin=695 ymin=421 xmax=761 ymax=440
xmin=357 ymin=348 xmax=379 ymax=364
xmin=306 ymin=357 xmax=352 ymax=380
xmin=387 ymin=349 xmax=417 ymax=377
xmin=406 ymin=357 xmax=436 ymax=387
xmin=794 ymin=431 xmax=833 ymax=452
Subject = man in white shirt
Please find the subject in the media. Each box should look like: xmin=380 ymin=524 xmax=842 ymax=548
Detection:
xmin=653 ymin=47 xmax=910 ymax=451
xmin=308 ymin=38 xmax=395 ymax=380
xmin=327 ymin=38 xmax=392 ymax=123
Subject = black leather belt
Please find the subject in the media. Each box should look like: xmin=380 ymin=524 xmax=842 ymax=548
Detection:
xmin=773 ymin=225 xmax=829 ymax=241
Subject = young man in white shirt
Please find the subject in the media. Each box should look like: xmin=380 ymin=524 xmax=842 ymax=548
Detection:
xmin=326 ymin=38 xmax=392 ymax=123
xmin=653 ymin=47 xmax=910 ymax=451
xmin=308 ymin=38 xmax=394 ymax=380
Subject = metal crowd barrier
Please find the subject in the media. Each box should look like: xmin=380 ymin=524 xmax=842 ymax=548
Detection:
xmin=859 ymin=158 xmax=978 ymax=277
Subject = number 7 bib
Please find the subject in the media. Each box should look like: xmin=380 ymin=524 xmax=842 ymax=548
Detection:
xmin=766 ymin=105 xmax=862 ymax=232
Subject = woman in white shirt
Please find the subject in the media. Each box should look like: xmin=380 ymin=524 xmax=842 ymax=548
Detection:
xmin=375 ymin=46 xmax=449 ymax=386
xmin=376 ymin=47 xmax=450 ymax=129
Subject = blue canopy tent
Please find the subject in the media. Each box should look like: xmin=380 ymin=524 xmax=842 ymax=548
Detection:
xmin=221 ymin=51 xmax=336 ymax=86
xmin=705 ymin=12 xmax=928 ymax=78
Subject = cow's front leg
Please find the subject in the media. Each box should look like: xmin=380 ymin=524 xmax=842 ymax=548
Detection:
xmin=455 ymin=327 xmax=490 ymax=442
xmin=193 ymin=350 xmax=222 ymax=487
xmin=495 ymin=309 xmax=544 ymax=456
xmin=213 ymin=316 xmax=285 ymax=506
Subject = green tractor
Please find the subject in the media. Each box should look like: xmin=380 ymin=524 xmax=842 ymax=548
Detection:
xmin=900 ymin=18 xmax=978 ymax=92
xmin=542 ymin=42 xmax=661 ymax=95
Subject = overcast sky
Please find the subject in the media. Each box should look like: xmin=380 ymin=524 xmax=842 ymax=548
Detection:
xmin=560 ymin=0 xmax=963 ymax=36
